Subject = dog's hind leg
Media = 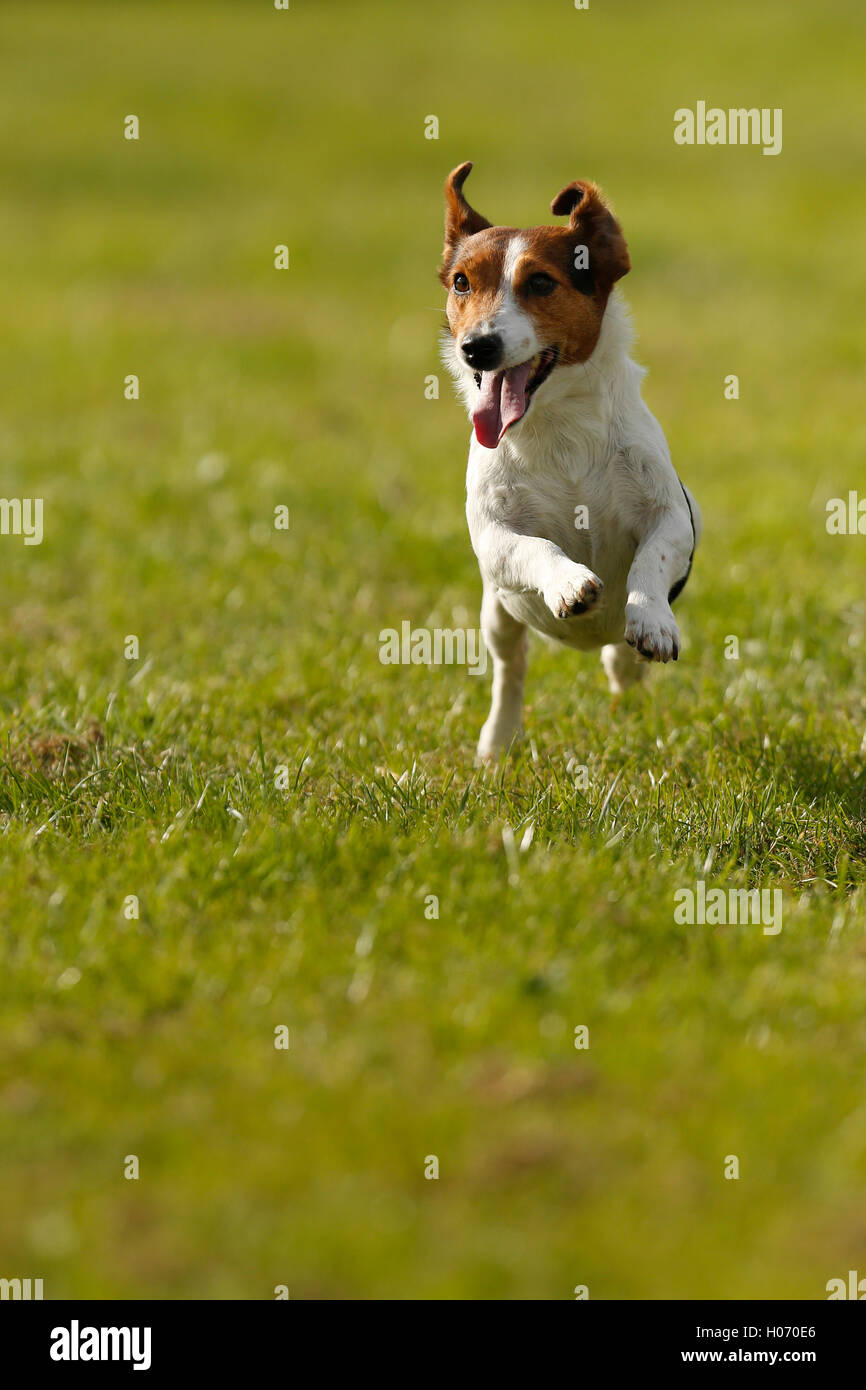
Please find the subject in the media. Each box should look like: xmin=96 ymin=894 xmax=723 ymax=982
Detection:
xmin=477 ymin=586 xmax=528 ymax=760
xmin=601 ymin=641 xmax=649 ymax=695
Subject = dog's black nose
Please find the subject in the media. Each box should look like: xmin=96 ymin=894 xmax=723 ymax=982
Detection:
xmin=461 ymin=333 xmax=503 ymax=370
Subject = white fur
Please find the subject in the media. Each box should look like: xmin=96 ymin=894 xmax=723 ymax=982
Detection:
xmin=488 ymin=237 xmax=540 ymax=366
xmin=454 ymin=236 xmax=542 ymax=367
xmin=443 ymin=289 xmax=701 ymax=759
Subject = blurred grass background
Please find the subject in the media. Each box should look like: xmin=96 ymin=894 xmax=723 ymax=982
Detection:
xmin=0 ymin=0 xmax=864 ymax=1298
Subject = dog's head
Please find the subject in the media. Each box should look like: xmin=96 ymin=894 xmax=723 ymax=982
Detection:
xmin=439 ymin=163 xmax=630 ymax=448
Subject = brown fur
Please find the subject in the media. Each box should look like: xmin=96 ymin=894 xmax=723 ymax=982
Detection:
xmin=440 ymin=166 xmax=631 ymax=366
xmin=440 ymin=161 xmax=491 ymax=273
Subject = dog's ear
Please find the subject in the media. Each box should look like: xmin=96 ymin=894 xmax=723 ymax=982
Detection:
xmin=551 ymin=180 xmax=630 ymax=289
xmin=440 ymin=162 xmax=491 ymax=281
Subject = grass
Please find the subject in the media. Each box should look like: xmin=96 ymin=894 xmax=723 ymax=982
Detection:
xmin=0 ymin=0 xmax=865 ymax=1299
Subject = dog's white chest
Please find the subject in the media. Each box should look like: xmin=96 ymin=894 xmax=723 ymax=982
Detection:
xmin=466 ymin=443 xmax=638 ymax=648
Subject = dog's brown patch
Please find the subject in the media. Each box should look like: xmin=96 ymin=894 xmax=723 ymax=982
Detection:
xmin=440 ymin=166 xmax=631 ymax=365
xmin=440 ymin=160 xmax=491 ymax=274
xmin=442 ymin=226 xmax=514 ymax=337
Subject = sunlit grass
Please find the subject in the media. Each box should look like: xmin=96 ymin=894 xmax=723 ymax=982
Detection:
xmin=0 ymin=0 xmax=864 ymax=1299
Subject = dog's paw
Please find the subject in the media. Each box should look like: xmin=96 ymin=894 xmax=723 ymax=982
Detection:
xmin=624 ymin=600 xmax=680 ymax=662
xmin=544 ymin=564 xmax=603 ymax=620
xmin=477 ymin=717 xmax=522 ymax=763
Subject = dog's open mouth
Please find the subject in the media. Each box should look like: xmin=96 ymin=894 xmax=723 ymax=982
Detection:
xmin=471 ymin=346 xmax=559 ymax=449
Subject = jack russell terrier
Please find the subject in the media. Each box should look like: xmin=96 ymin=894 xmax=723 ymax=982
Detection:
xmin=439 ymin=163 xmax=701 ymax=760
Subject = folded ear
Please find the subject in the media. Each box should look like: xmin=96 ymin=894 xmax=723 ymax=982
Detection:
xmin=550 ymin=180 xmax=630 ymax=289
xmin=440 ymin=162 xmax=491 ymax=277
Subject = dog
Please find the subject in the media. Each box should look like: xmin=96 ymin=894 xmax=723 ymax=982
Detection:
xmin=439 ymin=163 xmax=701 ymax=759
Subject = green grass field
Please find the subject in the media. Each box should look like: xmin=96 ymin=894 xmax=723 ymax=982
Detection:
xmin=1 ymin=0 xmax=864 ymax=1299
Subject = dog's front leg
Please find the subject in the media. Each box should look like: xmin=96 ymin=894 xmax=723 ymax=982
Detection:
xmin=473 ymin=523 xmax=602 ymax=759
xmin=624 ymin=504 xmax=694 ymax=662
xmin=475 ymin=524 xmax=604 ymax=620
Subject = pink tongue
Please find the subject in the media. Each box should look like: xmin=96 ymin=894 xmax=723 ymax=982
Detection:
xmin=472 ymin=362 xmax=533 ymax=449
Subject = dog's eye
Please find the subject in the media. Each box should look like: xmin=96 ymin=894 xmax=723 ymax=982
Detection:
xmin=453 ymin=273 xmax=470 ymax=294
xmin=526 ymin=272 xmax=556 ymax=296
